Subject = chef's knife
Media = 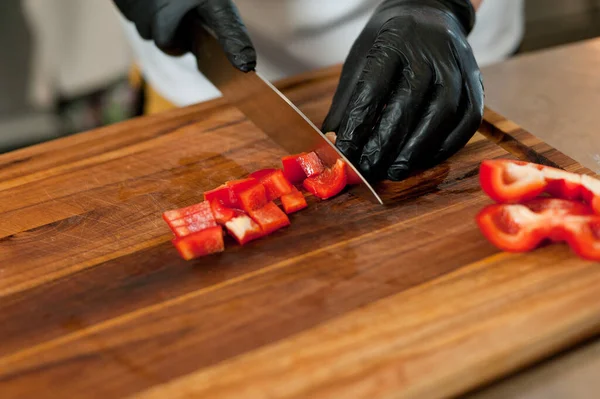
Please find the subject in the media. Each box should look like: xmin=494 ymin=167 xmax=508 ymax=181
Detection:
xmin=186 ymin=18 xmax=384 ymax=205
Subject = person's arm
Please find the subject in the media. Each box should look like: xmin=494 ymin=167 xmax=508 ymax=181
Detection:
xmin=323 ymin=0 xmax=485 ymax=181
xmin=471 ymin=0 xmax=483 ymax=11
xmin=112 ymin=0 xmax=256 ymax=72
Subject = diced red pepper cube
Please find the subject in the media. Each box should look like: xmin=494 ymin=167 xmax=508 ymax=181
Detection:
xmin=238 ymin=182 xmax=268 ymax=212
xmin=250 ymin=168 xmax=277 ymax=180
xmin=257 ymin=169 xmax=293 ymax=201
xmin=225 ymin=214 xmax=265 ymax=245
xmin=204 ymin=185 xmax=237 ymax=208
xmin=226 ymin=178 xmax=259 ymax=202
xmin=282 ymin=154 xmax=308 ymax=183
xmin=210 ymin=199 xmax=237 ymax=225
xmin=162 ymin=202 xmax=212 ymax=221
xmin=165 ymin=214 xmax=218 ymax=238
xmin=297 ymin=152 xmax=325 ymax=177
xmin=172 ymin=226 xmax=225 ymax=260
xmin=280 ymin=186 xmax=308 ymax=214
xmin=163 ymin=201 xmax=217 ymax=238
xmin=345 ymin=163 xmax=363 ymax=185
xmin=303 ymin=159 xmax=348 ymax=200
xmin=248 ymin=202 xmax=291 ymax=235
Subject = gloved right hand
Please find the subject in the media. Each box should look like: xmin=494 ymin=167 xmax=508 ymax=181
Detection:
xmin=113 ymin=0 xmax=256 ymax=72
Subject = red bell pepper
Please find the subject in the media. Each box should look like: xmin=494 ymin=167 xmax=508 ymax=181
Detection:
xmin=204 ymin=177 xmax=261 ymax=209
xmin=209 ymin=199 xmax=238 ymax=225
xmin=163 ymin=202 xmax=212 ymax=221
xmin=345 ymin=164 xmax=363 ymax=185
xmin=248 ymin=202 xmax=291 ymax=235
xmin=321 ymin=132 xmax=361 ymax=186
xmin=476 ymin=198 xmax=600 ymax=260
xmin=297 ymin=152 xmax=325 ymax=177
xmin=280 ymin=186 xmax=308 ymax=214
xmin=237 ymin=182 xmax=268 ymax=212
xmin=282 ymin=154 xmax=308 ymax=183
xmin=162 ymin=201 xmax=217 ymax=238
xmin=480 ymin=159 xmax=600 ymax=213
xmin=253 ymin=169 xmax=293 ymax=201
xmin=226 ymin=177 xmax=259 ymax=200
xmin=204 ymin=185 xmax=237 ymax=208
xmin=250 ymin=168 xmax=277 ymax=180
xmin=225 ymin=214 xmax=265 ymax=245
xmin=303 ymin=158 xmax=348 ymax=200
xmin=172 ymin=226 xmax=225 ymax=260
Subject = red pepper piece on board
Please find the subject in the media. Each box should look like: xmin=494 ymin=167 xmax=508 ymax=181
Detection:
xmin=256 ymin=169 xmax=293 ymax=201
xmin=280 ymin=186 xmax=308 ymax=214
xmin=163 ymin=202 xmax=212 ymax=221
xmin=297 ymin=152 xmax=325 ymax=177
xmin=204 ymin=185 xmax=237 ymax=208
xmin=225 ymin=214 xmax=264 ymax=245
xmin=248 ymin=202 xmax=291 ymax=235
xmin=226 ymin=177 xmax=259 ymax=204
xmin=480 ymin=159 xmax=600 ymax=213
xmin=237 ymin=182 xmax=268 ymax=212
xmin=303 ymin=159 xmax=348 ymax=200
xmin=476 ymin=198 xmax=600 ymax=260
xmin=163 ymin=201 xmax=217 ymax=238
xmin=250 ymin=168 xmax=277 ymax=180
xmin=319 ymin=131 xmax=362 ymax=185
xmin=209 ymin=199 xmax=237 ymax=225
xmin=172 ymin=226 xmax=225 ymax=260
xmin=345 ymin=165 xmax=363 ymax=185
xmin=282 ymin=154 xmax=308 ymax=183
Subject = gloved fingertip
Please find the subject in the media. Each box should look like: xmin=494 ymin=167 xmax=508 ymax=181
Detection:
xmin=358 ymin=159 xmax=378 ymax=182
xmin=387 ymin=162 xmax=410 ymax=181
xmin=232 ymin=47 xmax=257 ymax=72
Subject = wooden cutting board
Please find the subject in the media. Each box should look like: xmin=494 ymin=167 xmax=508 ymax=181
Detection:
xmin=1 ymin=65 xmax=599 ymax=399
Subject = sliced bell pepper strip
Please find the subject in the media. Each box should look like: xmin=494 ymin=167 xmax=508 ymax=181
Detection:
xmin=209 ymin=199 xmax=238 ymax=225
xmin=172 ymin=226 xmax=225 ymax=260
xmin=248 ymin=202 xmax=291 ymax=235
xmin=297 ymin=152 xmax=325 ymax=177
xmin=303 ymin=158 xmax=348 ymax=200
xmin=163 ymin=201 xmax=217 ymax=238
xmin=476 ymin=198 xmax=600 ymax=260
xmin=225 ymin=214 xmax=264 ymax=245
xmin=282 ymin=154 xmax=308 ymax=183
xmin=255 ymin=169 xmax=293 ymax=201
xmin=250 ymin=168 xmax=277 ymax=180
xmin=237 ymin=182 xmax=268 ymax=212
xmin=204 ymin=185 xmax=237 ymax=208
xmin=280 ymin=186 xmax=308 ymax=214
xmin=480 ymin=159 xmax=600 ymax=213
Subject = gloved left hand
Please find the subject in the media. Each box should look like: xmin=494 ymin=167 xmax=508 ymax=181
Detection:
xmin=113 ymin=0 xmax=256 ymax=72
xmin=322 ymin=0 xmax=485 ymax=181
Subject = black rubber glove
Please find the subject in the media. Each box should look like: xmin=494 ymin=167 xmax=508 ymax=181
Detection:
xmin=113 ymin=0 xmax=256 ymax=72
xmin=322 ymin=0 xmax=484 ymax=181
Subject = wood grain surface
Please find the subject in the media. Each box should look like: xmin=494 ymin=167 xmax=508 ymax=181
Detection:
xmin=1 ymin=65 xmax=599 ymax=399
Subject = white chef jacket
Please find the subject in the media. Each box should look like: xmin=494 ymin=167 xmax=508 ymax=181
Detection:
xmin=117 ymin=0 xmax=525 ymax=107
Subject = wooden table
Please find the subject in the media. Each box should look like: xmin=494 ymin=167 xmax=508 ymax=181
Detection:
xmin=1 ymin=41 xmax=600 ymax=398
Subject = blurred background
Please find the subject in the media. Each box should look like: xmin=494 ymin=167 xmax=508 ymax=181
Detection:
xmin=1 ymin=0 xmax=600 ymax=154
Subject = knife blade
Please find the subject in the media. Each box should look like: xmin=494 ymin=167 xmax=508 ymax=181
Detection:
xmin=187 ymin=19 xmax=384 ymax=205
